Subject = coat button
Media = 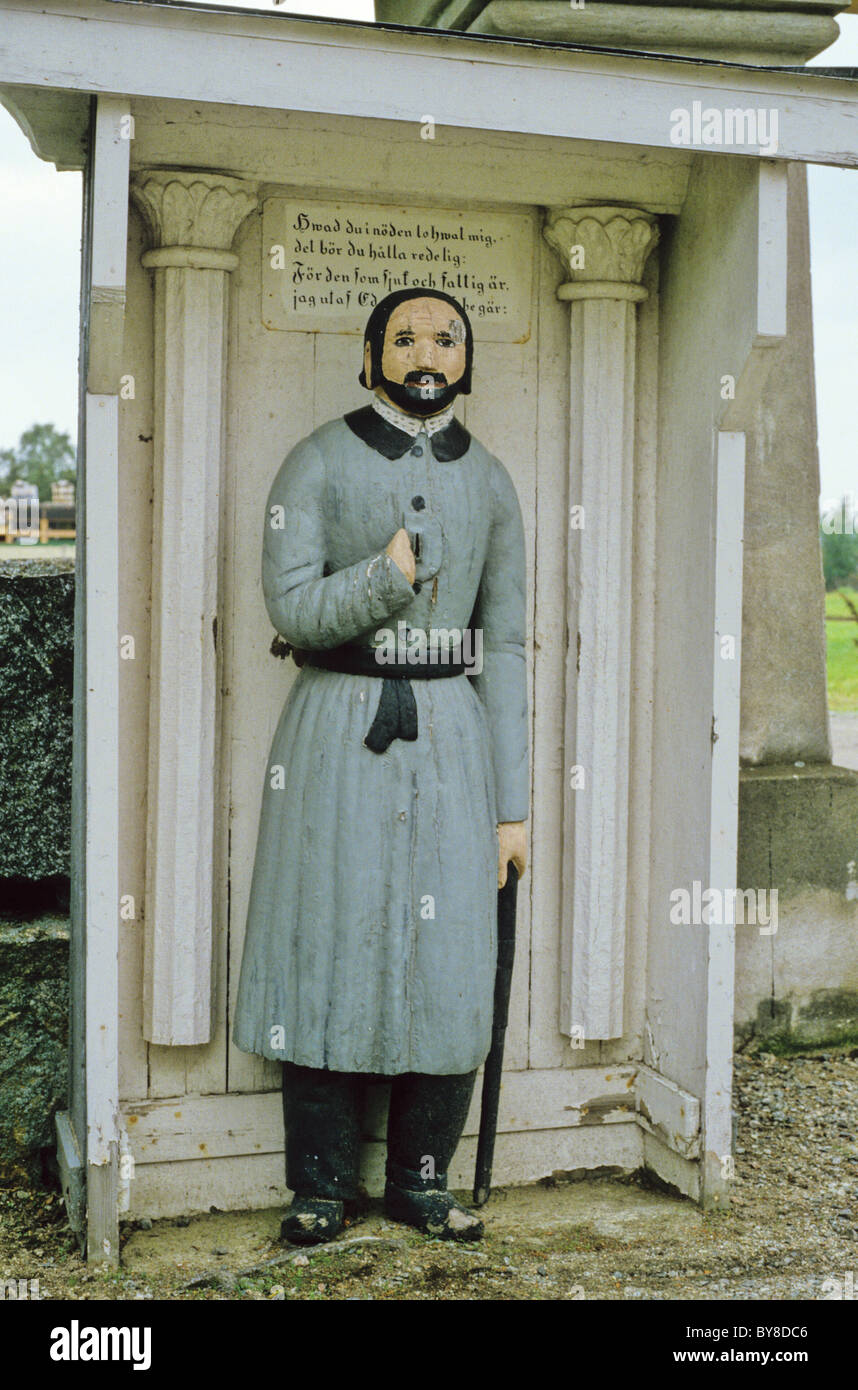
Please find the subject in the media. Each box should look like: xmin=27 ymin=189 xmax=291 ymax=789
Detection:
xmin=410 ymin=445 xmax=423 ymax=457
xmin=411 ymin=495 xmax=426 ymax=511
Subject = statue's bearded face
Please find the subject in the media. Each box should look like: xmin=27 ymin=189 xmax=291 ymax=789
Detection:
xmin=367 ymin=296 xmax=468 ymax=417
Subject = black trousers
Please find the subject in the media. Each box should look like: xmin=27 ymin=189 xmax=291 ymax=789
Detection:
xmin=282 ymin=1063 xmax=478 ymax=1202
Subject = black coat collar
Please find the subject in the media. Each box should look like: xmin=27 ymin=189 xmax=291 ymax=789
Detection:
xmin=344 ymin=405 xmax=470 ymax=462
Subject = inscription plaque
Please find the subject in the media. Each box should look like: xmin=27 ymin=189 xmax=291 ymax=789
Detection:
xmin=262 ymin=198 xmax=533 ymax=342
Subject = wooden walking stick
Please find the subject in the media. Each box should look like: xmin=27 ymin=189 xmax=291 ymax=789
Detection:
xmin=473 ymin=861 xmax=519 ymax=1208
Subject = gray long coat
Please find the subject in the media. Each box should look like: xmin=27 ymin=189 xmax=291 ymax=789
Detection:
xmin=232 ymin=406 xmax=528 ymax=1075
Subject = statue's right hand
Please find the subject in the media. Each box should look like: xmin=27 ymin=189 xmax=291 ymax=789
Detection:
xmin=385 ymin=527 xmax=416 ymax=586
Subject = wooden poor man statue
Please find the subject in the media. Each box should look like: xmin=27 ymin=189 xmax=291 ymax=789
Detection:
xmin=233 ymin=287 xmax=529 ymax=1244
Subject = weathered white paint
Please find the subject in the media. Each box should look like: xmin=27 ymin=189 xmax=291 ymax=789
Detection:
xmin=122 ymin=1064 xmax=700 ymax=1175
xmin=132 ymin=171 xmax=257 ymax=1047
xmin=122 ymin=1066 xmax=638 ymax=1165
xmin=696 ymin=162 xmax=785 ymax=1203
xmin=543 ymin=207 xmax=659 ymax=1041
xmin=120 ymin=1061 xmax=703 ymax=1215
xmin=623 ymin=248 xmax=660 ymax=1067
xmin=0 ymin=0 xmax=857 ymax=167
xmin=126 ymin=1124 xmax=644 ymax=1221
xmin=636 ymin=1063 xmax=701 ymax=1159
xmin=0 ymin=83 xmax=88 ymax=170
xmin=702 ymin=429 xmax=746 ymax=1205
xmin=116 ymin=205 xmax=154 ymax=1105
xmin=83 ymin=393 xmax=121 ymax=1165
xmin=83 ymin=96 xmax=129 ymax=1265
xmin=642 ymin=1131 xmax=701 ymax=1204
xmin=86 ymin=98 xmax=130 ymax=398
xmin=756 ymin=162 xmax=789 ymax=344
xmin=132 ymin=100 xmax=694 ymax=217
xmin=646 ymin=156 xmax=783 ymax=1207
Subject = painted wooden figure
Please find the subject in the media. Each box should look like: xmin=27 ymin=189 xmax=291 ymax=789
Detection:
xmin=234 ymin=288 xmax=529 ymax=1243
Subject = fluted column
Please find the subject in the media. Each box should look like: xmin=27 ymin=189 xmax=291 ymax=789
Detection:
xmin=543 ymin=206 xmax=659 ymax=1041
xmin=132 ymin=172 xmax=257 ymax=1046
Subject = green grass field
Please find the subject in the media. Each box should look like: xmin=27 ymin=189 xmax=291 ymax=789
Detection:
xmin=826 ymin=587 xmax=858 ymax=711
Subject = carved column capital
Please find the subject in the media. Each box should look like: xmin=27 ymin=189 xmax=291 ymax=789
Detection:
xmin=543 ymin=205 xmax=659 ymax=302
xmin=132 ymin=171 xmax=258 ymax=269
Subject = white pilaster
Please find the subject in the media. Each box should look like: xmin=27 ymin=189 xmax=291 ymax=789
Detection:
xmin=84 ymin=96 xmax=128 ymax=1265
xmin=132 ymin=172 xmax=257 ymax=1046
xmin=702 ymin=430 xmax=746 ymax=1207
xmin=543 ymin=206 xmax=659 ymax=1041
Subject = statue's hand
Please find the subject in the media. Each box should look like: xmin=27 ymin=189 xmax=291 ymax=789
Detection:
xmin=385 ymin=527 xmax=416 ymax=585
xmin=498 ymin=822 xmax=527 ymax=889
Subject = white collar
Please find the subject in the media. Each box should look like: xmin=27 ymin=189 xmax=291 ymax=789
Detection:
xmin=371 ymin=394 xmax=456 ymax=438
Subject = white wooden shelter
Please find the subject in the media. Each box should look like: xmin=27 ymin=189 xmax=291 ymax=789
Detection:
xmin=2 ymin=0 xmax=857 ymax=1263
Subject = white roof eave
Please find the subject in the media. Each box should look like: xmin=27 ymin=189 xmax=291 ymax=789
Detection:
xmin=0 ymin=0 xmax=857 ymax=170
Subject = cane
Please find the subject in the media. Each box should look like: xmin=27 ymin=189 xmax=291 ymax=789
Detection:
xmin=473 ymin=861 xmax=519 ymax=1208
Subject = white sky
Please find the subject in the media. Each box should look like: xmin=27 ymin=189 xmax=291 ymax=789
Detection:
xmin=0 ymin=0 xmax=855 ymax=503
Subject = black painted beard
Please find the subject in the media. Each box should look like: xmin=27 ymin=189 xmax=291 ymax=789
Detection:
xmin=380 ymin=371 xmax=462 ymax=418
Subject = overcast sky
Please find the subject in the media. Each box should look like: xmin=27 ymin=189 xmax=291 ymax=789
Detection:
xmin=0 ymin=0 xmax=855 ymax=505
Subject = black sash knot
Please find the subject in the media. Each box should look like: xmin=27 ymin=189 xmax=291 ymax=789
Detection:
xmin=294 ymin=644 xmax=468 ymax=753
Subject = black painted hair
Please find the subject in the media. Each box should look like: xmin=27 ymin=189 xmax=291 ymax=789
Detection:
xmin=359 ymin=287 xmax=473 ymax=395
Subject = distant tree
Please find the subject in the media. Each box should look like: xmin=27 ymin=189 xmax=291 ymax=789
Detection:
xmin=0 ymin=423 xmax=76 ymax=503
xmin=820 ymin=496 xmax=858 ymax=591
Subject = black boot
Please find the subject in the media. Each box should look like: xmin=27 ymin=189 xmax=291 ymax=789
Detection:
xmin=384 ymin=1070 xmax=484 ymax=1242
xmin=281 ymin=1196 xmax=346 ymax=1246
xmin=280 ymin=1063 xmax=362 ymax=1245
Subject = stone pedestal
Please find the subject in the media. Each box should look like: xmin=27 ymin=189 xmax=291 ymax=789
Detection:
xmin=739 ymin=164 xmax=831 ymax=765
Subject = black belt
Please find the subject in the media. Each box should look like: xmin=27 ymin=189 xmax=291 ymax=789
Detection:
xmin=294 ymin=644 xmax=467 ymax=753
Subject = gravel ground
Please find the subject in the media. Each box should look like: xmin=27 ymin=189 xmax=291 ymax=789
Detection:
xmin=2 ymin=1048 xmax=856 ymax=1302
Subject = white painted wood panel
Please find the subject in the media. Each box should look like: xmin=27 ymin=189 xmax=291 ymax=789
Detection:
xmin=224 ymin=215 xmax=317 ymax=1096
xmin=84 ymin=394 xmax=120 ymax=1157
xmin=621 ymin=250 xmax=661 ymax=1067
xmin=3 ymin=1 xmax=858 ymax=167
xmin=463 ymin=321 xmax=539 ymax=1072
xmin=701 ymin=429 xmax=746 ymax=1204
xmin=756 ymin=162 xmax=789 ymax=343
xmin=83 ymin=95 xmax=129 ymax=1264
xmin=122 ymin=1065 xmax=640 ymax=1162
xmin=125 ymin=1123 xmax=643 ymax=1219
xmin=529 ymin=238 xmax=588 ymax=1071
xmin=645 ymin=157 xmax=761 ymax=1185
xmin=121 ymin=1063 xmax=713 ymax=1216
xmin=117 ymin=207 xmax=154 ymax=1104
xmin=132 ymin=102 xmax=692 ymax=216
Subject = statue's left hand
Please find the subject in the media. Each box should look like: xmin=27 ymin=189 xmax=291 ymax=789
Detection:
xmin=497 ymin=822 xmax=527 ymax=889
